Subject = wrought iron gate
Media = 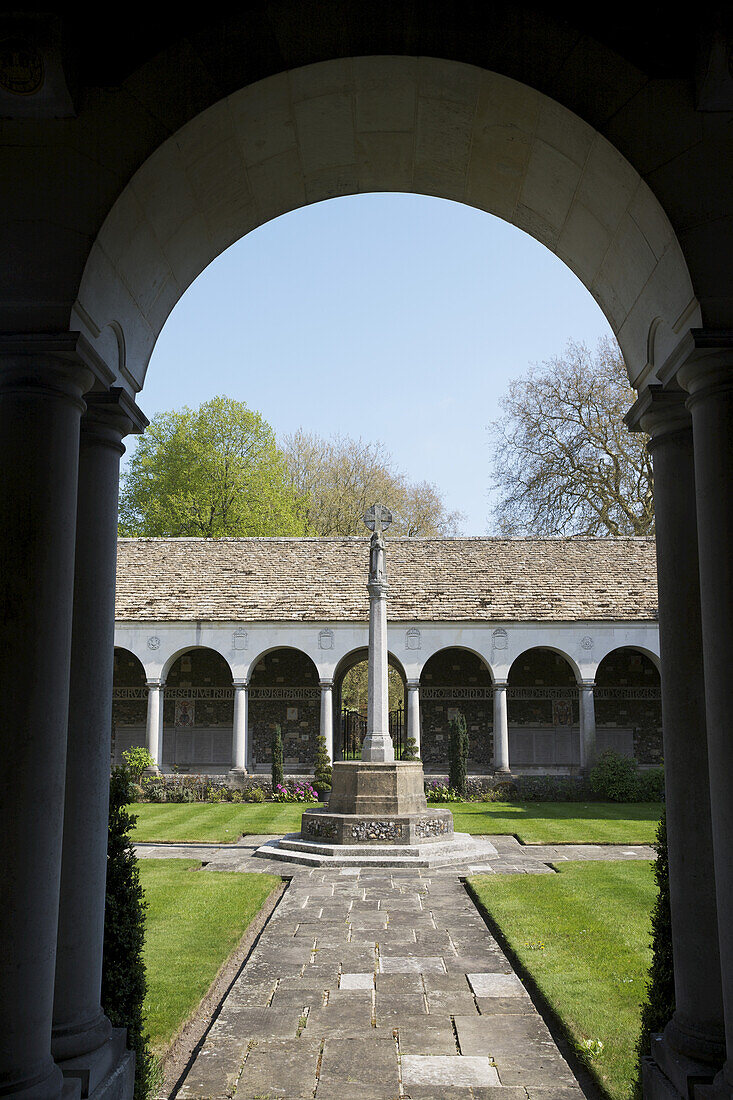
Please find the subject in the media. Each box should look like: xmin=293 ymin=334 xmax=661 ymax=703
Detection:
xmin=340 ymin=705 xmax=405 ymax=759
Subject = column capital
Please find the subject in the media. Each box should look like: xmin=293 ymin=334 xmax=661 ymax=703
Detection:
xmin=82 ymin=388 xmax=148 ymax=452
xmin=626 ymin=385 xmax=691 ymax=444
xmin=492 ymin=679 xmax=509 ymax=690
xmin=406 ymin=679 xmax=421 ymax=690
xmin=579 ymin=679 xmax=596 ymax=690
xmin=232 ymin=678 xmax=249 ymax=689
xmin=319 ymin=678 xmax=334 ymax=689
xmin=674 ymin=328 xmax=733 ymax=402
xmin=0 ymin=331 xmax=115 ymax=404
xmin=146 ymin=678 xmax=164 ymax=689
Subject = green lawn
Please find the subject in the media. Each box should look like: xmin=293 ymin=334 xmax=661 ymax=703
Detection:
xmin=139 ymin=859 xmax=280 ymax=1051
xmin=132 ymin=801 xmax=318 ymax=842
xmin=450 ymin=801 xmax=662 ymax=844
xmin=131 ymin=800 xmax=661 ymax=844
xmin=468 ymin=861 xmax=655 ymax=1100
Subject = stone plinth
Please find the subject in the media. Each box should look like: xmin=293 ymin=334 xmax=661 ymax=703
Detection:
xmin=327 ymin=760 xmax=428 ymax=816
xmin=300 ymin=807 xmax=453 ymax=846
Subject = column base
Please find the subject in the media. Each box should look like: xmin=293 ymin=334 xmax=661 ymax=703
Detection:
xmin=142 ymin=765 xmax=160 ymax=777
xmin=493 ymin=766 xmax=511 ymax=775
xmin=643 ymin=1032 xmax=723 ymax=1100
xmin=56 ymin=1029 xmax=132 ymax=1100
xmin=3 ymin=1064 xmax=67 ymax=1100
xmin=228 ymin=766 xmax=248 ymax=787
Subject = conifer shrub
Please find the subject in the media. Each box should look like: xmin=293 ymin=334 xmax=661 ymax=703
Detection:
xmin=448 ymin=713 xmax=469 ymax=796
xmin=635 ymin=810 xmax=675 ymax=1097
xmin=271 ymin=724 xmax=284 ymax=792
xmin=102 ymin=766 xmax=160 ymax=1100
xmin=402 ymin=736 xmax=420 ymax=761
xmin=313 ymin=732 xmax=333 ymax=796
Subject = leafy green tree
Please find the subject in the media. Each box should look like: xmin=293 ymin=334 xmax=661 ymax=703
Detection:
xmin=119 ymin=396 xmax=305 ymax=537
xmin=122 ymin=746 xmax=154 ymax=781
xmin=271 ymin=724 xmax=284 ymax=791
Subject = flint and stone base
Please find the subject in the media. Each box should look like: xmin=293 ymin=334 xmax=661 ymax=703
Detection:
xmin=255 ymin=760 xmax=491 ymax=868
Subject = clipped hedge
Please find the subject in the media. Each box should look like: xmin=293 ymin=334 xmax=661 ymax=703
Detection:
xmin=102 ymin=768 xmax=159 ymax=1100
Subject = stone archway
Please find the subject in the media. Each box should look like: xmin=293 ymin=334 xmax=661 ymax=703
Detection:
xmin=73 ymin=56 xmax=698 ymax=395
xmin=594 ymin=646 xmax=662 ymax=766
xmin=419 ymin=646 xmax=494 ymax=773
xmin=507 ymin=647 xmax=580 ymax=771
xmin=111 ymin=647 xmax=147 ymax=765
xmin=247 ymin=647 xmax=321 ymax=772
xmin=333 ymin=648 xmax=406 ymax=761
xmin=162 ymin=647 xmax=234 ymax=774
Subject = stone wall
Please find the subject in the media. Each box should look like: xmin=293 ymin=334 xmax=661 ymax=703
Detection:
xmin=249 ymin=649 xmax=320 ymax=767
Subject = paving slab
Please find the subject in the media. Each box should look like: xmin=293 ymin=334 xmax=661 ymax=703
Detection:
xmin=164 ymin=842 xmax=612 ymax=1098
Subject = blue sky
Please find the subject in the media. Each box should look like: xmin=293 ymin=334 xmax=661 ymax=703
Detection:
xmin=141 ymin=193 xmax=614 ymax=534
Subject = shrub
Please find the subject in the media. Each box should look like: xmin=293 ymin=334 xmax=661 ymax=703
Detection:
xmin=230 ymin=789 xmax=243 ymax=803
xmin=635 ymin=810 xmax=675 ymax=1097
xmin=271 ymin=724 xmax=284 ymax=792
xmin=121 ymin=746 xmax=154 ymax=781
xmin=129 ymin=782 xmax=146 ymax=803
xmin=448 ymin=713 xmax=468 ymax=796
xmin=637 ymin=767 xmax=665 ymax=802
xmin=426 ymin=781 xmax=460 ymax=803
xmin=402 ymin=736 xmax=420 ymax=761
xmin=313 ymin=732 xmax=333 ymax=796
xmin=589 ymin=750 xmax=640 ymax=801
xmin=102 ymin=767 xmax=160 ymax=1100
xmin=515 ymin=774 xmax=593 ymax=802
xmin=245 ymin=786 xmax=266 ymax=802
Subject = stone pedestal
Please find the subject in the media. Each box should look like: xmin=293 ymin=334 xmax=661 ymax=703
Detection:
xmin=256 ymin=759 xmax=486 ymax=868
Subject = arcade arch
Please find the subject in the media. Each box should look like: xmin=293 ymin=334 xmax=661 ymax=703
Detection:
xmin=247 ymin=647 xmax=321 ymax=772
xmin=594 ymin=646 xmax=662 ymax=765
xmin=111 ymin=648 xmax=147 ymax=765
xmin=507 ymin=647 xmax=581 ymax=771
xmin=333 ymin=648 xmax=406 ymax=761
xmin=419 ymin=647 xmax=494 ymax=772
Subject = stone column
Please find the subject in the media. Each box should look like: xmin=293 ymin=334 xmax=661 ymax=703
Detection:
xmin=632 ymin=385 xmax=725 ymax=1097
xmin=320 ymin=679 xmax=334 ymax=762
xmin=406 ymin=680 xmax=421 ymax=757
xmin=492 ymin=681 xmax=510 ymax=773
xmin=0 ymin=337 xmax=96 ymax=1100
xmin=52 ymin=390 xmax=145 ymax=1097
xmin=579 ymin=682 xmax=596 ymax=773
xmin=363 ymin=575 xmax=394 ymax=761
xmin=229 ymin=681 xmax=249 ymax=778
xmin=146 ymin=680 xmax=163 ymax=771
xmin=678 ymin=346 xmax=733 ymax=1100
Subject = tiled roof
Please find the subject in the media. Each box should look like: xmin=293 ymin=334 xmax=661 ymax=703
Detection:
xmin=115 ymin=537 xmax=658 ymax=623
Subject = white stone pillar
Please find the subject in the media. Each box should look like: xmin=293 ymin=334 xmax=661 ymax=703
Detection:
xmin=493 ymin=681 xmax=510 ymax=773
xmin=679 ymin=348 xmax=733 ymax=1100
xmin=633 ymin=386 xmax=725 ymax=1097
xmin=146 ymin=680 xmax=163 ymax=771
xmin=406 ymin=680 xmax=421 ymax=757
xmin=52 ymin=390 xmax=144 ymax=1097
xmin=229 ymin=681 xmax=249 ymax=777
xmin=320 ymin=679 xmax=334 ymax=762
xmin=579 ymin=682 xmax=596 ymax=773
xmin=363 ymin=576 xmax=394 ymax=762
xmin=0 ymin=339 xmax=94 ymax=1100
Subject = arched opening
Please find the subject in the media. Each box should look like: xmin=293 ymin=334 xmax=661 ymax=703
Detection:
xmin=507 ymin=647 xmax=580 ymax=772
xmin=419 ymin=647 xmax=493 ymax=773
xmin=333 ymin=649 xmax=406 ymax=760
xmin=162 ymin=647 xmax=234 ymax=774
xmin=111 ymin=648 xmax=147 ymax=766
xmin=595 ymin=647 xmax=662 ymax=765
xmin=248 ymin=647 xmax=320 ymax=773
xmin=74 ymin=56 xmax=698 ymax=393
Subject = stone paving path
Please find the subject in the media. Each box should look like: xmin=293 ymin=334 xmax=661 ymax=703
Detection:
xmin=137 ymin=837 xmax=654 ymax=1099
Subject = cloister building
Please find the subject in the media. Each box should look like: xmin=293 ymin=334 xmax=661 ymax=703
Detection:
xmin=113 ymin=536 xmax=662 ymax=778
